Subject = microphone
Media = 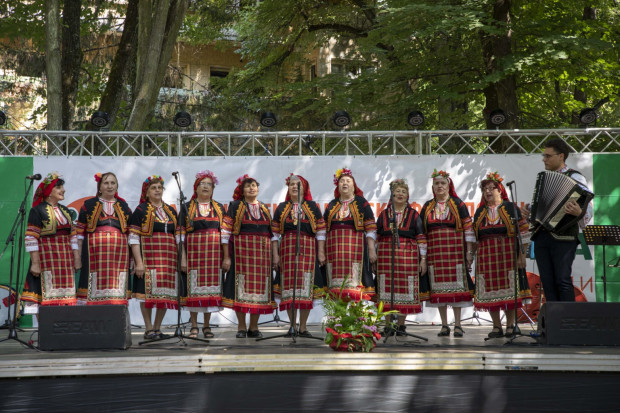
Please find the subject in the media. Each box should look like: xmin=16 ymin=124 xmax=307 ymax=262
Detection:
xmin=505 ymin=180 xmax=515 ymax=186
xmin=172 ymin=171 xmax=179 ymax=177
xmin=26 ymin=174 xmax=42 ymax=180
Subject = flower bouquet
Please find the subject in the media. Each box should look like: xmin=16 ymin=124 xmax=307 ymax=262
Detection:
xmin=322 ymin=285 xmax=397 ymax=352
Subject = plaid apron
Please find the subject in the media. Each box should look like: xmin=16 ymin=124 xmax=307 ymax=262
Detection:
xmin=427 ymin=227 xmax=472 ymax=304
xmin=86 ymin=227 xmax=129 ymax=305
xmin=475 ymin=235 xmax=531 ymax=311
xmin=143 ymin=232 xmax=178 ymax=309
xmin=233 ymin=234 xmax=274 ymax=314
xmin=376 ymin=236 xmax=422 ymax=314
xmin=326 ymin=227 xmax=366 ymax=300
xmin=39 ymin=233 xmax=77 ymax=306
xmin=185 ymin=229 xmax=222 ymax=307
xmin=278 ymin=231 xmax=316 ymax=310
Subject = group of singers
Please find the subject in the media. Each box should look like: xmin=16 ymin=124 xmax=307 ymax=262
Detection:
xmin=19 ymin=138 xmax=591 ymax=341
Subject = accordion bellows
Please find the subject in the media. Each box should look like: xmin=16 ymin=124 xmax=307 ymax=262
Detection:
xmin=530 ymin=171 xmax=594 ymax=233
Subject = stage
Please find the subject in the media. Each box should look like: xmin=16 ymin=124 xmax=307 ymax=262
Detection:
xmin=1 ymin=322 xmax=619 ymax=412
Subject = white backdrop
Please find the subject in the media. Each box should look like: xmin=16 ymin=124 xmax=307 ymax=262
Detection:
xmin=34 ymin=154 xmax=595 ymax=327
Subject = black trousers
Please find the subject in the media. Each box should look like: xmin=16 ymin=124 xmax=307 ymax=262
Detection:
xmin=533 ymin=231 xmax=577 ymax=302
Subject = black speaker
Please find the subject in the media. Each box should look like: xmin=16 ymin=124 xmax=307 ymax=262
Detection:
xmin=537 ymin=302 xmax=620 ymax=346
xmin=39 ymin=305 xmax=132 ymax=350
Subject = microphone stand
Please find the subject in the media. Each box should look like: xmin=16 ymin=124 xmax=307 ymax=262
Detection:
xmin=259 ymin=181 xmax=321 ymax=342
xmin=383 ymin=191 xmax=427 ymax=343
xmin=504 ymin=181 xmax=535 ymax=344
xmin=140 ymin=172 xmax=209 ymax=345
xmin=0 ymin=178 xmax=36 ymax=349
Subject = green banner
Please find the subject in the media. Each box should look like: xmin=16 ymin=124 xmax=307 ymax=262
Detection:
xmin=593 ymin=154 xmax=620 ymax=302
xmin=0 ymin=157 xmax=34 ymax=288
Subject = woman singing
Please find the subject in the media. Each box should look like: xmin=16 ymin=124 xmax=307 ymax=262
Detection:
xmin=324 ymin=167 xmax=377 ymax=301
xmin=222 ymin=174 xmax=276 ymax=338
xmin=22 ymin=172 xmax=80 ymax=308
xmin=375 ymin=179 xmax=429 ymax=335
xmin=76 ymin=172 xmax=132 ymax=305
xmin=129 ymin=175 xmax=179 ymax=340
xmin=180 ymin=170 xmax=225 ymax=339
xmin=421 ymin=169 xmax=475 ymax=337
xmin=473 ymin=171 xmax=531 ymax=338
xmin=271 ymin=174 xmax=326 ymax=337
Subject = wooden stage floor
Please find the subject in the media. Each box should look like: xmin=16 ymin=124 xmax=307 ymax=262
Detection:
xmin=2 ymin=321 xmax=620 ymax=378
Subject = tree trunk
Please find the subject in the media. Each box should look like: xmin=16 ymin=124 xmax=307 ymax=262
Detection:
xmin=480 ymin=0 xmax=519 ymax=151
xmin=126 ymin=0 xmax=188 ymax=131
xmin=97 ymin=0 xmax=139 ymax=129
xmin=572 ymin=7 xmax=597 ymax=123
xmin=61 ymin=0 xmax=83 ymax=130
xmin=45 ymin=0 xmax=63 ymax=130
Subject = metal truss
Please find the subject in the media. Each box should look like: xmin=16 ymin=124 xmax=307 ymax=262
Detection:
xmin=1 ymin=128 xmax=619 ymax=156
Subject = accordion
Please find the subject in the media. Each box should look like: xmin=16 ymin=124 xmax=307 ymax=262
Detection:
xmin=529 ymin=171 xmax=594 ymax=234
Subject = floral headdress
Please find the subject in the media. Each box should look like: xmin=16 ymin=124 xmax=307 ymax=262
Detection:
xmin=195 ymin=170 xmax=219 ymax=186
xmin=140 ymin=175 xmax=164 ymax=204
xmin=94 ymin=172 xmax=126 ymax=202
xmin=430 ymin=168 xmax=459 ymax=199
xmin=333 ymin=167 xmax=353 ymax=186
xmin=285 ymin=173 xmax=313 ymax=201
xmin=333 ymin=167 xmax=364 ymax=198
xmin=192 ymin=170 xmax=219 ymax=200
xmin=33 ymin=172 xmax=62 ymax=207
xmin=478 ymin=171 xmax=509 ymax=208
xmin=431 ymin=169 xmax=450 ymax=179
xmin=233 ymin=174 xmax=259 ymax=201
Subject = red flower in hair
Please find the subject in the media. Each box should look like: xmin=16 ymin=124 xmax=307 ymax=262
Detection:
xmin=333 ymin=167 xmax=353 ymax=186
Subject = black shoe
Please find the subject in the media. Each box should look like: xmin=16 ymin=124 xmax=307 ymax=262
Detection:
xmin=437 ymin=325 xmax=450 ymax=337
xmin=153 ymin=330 xmax=169 ymax=339
xmin=298 ymin=330 xmax=313 ymax=338
xmin=504 ymin=326 xmax=515 ymax=337
xmin=396 ymin=325 xmax=407 ymax=336
xmin=453 ymin=326 xmax=464 ymax=337
xmin=247 ymin=329 xmax=263 ymax=338
xmin=236 ymin=330 xmax=247 ymax=338
xmin=487 ymin=327 xmax=504 ymax=338
xmin=382 ymin=326 xmax=395 ymax=337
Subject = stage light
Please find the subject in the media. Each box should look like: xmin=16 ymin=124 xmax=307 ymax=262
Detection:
xmin=333 ymin=110 xmax=350 ymax=127
xmin=579 ymin=108 xmax=598 ymax=125
xmin=90 ymin=111 xmax=109 ymax=128
xmin=489 ymin=109 xmax=507 ymax=126
xmin=260 ymin=112 xmax=277 ymax=128
xmin=407 ymin=111 xmax=425 ymax=127
xmin=173 ymin=111 xmax=192 ymax=128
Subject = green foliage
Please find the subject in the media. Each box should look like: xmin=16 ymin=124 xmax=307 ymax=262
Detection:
xmin=322 ymin=280 xmax=397 ymax=352
xmin=1 ymin=0 xmax=619 ymax=131
xmin=201 ymin=0 xmax=619 ymax=131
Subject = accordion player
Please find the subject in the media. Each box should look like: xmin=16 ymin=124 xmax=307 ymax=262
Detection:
xmin=529 ymin=170 xmax=594 ymax=239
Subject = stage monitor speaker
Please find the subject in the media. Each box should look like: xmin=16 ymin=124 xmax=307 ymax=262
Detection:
xmin=39 ymin=305 xmax=132 ymax=350
xmin=537 ymin=302 xmax=620 ymax=346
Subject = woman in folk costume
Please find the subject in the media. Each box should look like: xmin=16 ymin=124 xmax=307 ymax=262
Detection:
xmin=22 ymin=173 xmax=80 ymax=309
xmin=179 ymin=170 xmax=225 ymax=339
xmin=221 ymin=174 xmax=276 ymax=338
xmin=271 ymin=174 xmax=326 ymax=337
xmin=375 ymin=178 xmax=429 ymax=335
xmin=323 ymin=167 xmax=377 ymax=301
xmin=129 ymin=175 xmax=179 ymax=340
xmin=420 ymin=169 xmax=475 ymax=337
xmin=76 ymin=172 xmax=132 ymax=305
xmin=473 ymin=171 xmax=531 ymax=338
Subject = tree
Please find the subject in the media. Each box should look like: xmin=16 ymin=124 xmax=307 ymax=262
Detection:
xmin=125 ymin=0 xmax=189 ymax=130
xmin=45 ymin=0 xmax=62 ymax=130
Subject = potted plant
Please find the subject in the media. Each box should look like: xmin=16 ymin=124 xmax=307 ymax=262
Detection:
xmin=322 ymin=286 xmax=397 ymax=352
